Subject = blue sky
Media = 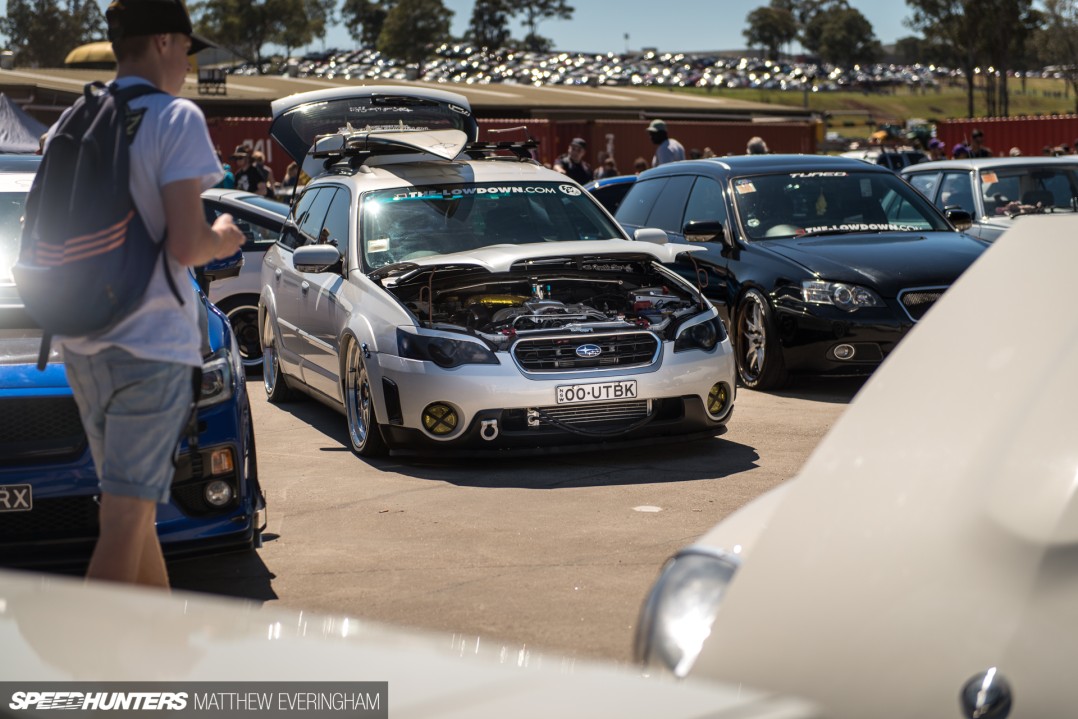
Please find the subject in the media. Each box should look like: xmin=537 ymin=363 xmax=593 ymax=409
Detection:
xmin=1 ymin=1 xmax=912 ymax=55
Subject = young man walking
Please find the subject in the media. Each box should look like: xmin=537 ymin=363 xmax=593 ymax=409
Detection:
xmin=52 ymin=0 xmax=245 ymax=588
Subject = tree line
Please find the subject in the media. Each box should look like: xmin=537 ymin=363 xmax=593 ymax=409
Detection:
xmin=0 ymin=0 xmax=572 ymax=71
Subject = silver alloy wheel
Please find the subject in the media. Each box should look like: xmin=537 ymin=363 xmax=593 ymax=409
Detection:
xmin=345 ymin=341 xmax=374 ymax=450
xmin=226 ymin=304 xmax=263 ymax=371
xmin=263 ymin=317 xmax=281 ymax=396
xmin=739 ymin=294 xmax=767 ymax=382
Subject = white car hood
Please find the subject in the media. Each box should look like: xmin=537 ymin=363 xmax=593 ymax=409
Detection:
xmin=0 ymin=569 xmax=818 ymax=718
xmin=387 ymin=239 xmax=702 ymax=276
xmin=693 ymin=216 xmax=1078 ymax=718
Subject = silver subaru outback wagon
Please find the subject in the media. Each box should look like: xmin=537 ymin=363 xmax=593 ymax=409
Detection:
xmin=259 ymin=86 xmax=736 ymax=457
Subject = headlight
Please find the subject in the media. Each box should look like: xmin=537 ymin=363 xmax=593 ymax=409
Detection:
xmin=634 ymin=550 xmax=739 ymax=678
xmin=397 ymin=328 xmax=499 ymax=368
xmin=802 ymin=280 xmax=883 ymax=312
xmin=674 ymin=317 xmax=726 ymax=353
xmin=198 ymin=349 xmax=234 ymax=408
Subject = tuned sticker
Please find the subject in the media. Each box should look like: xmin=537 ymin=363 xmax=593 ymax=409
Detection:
xmin=790 ymin=171 xmax=848 ymax=178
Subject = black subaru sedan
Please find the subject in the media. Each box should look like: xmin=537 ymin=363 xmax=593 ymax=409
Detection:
xmin=616 ymin=155 xmax=987 ymax=389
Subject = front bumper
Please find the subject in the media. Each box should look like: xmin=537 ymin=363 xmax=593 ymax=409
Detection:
xmin=773 ymin=302 xmax=911 ymax=376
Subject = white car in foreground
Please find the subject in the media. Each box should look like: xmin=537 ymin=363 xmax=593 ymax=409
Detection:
xmin=259 ymin=87 xmax=735 ymax=457
xmin=635 ymin=215 xmax=1078 ymax=718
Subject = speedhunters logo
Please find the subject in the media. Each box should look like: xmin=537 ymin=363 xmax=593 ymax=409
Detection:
xmin=9 ymin=692 xmax=188 ymax=711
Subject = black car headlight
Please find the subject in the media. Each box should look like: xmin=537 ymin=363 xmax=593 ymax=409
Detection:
xmin=397 ymin=328 xmax=499 ymax=369
xmin=634 ymin=550 xmax=739 ymax=678
xmin=674 ymin=317 xmax=726 ymax=353
xmin=802 ymin=280 xmax=883 ymax=312
xmin=198 ymin=348 xmax=234 ymax=408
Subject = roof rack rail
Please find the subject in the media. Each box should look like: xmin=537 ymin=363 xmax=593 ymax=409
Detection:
xmin=464 ymin=139 xmax=540 ymax=161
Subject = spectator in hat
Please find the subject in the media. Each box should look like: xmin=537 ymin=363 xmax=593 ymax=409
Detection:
xmin=952 ymin=143 xmax=971 ymax=159
xmin=646 ymin=119 xmax=685 ymax=167
xmin=927 ymin=138 xmax=946 ymax=161
xmin=553 ymin=137 xmax=593 ymax=184
xmin=969 ymin=128 xmax=993 ymax=158
xmin=746 ymin=136 xmax=769 ymax=155
xmin=232 ymin=143 xmax=269 ymax=196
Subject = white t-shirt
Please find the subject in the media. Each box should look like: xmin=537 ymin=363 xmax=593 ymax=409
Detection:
xmin=653 ymin=138 xmax=686 ymax=167
xmin=57 ymin=76 xmax=224 ymax=367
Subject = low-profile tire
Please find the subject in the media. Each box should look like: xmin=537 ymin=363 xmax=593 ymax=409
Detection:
xmin=217 ymin=295 xmax=263 ymax=373
xmin=343 ymin=340 xmax=388 ymax=458
xmin=262 ymin=314 xmax=298 ymax=403
xmin=735 ymin=289 xmax=788 ymax=391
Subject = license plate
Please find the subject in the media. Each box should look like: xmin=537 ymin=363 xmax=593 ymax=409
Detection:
xmin=556 ymin=380 xmax=638 ymax=404
xmin=0 ymin=484 xmax=32 ymax=512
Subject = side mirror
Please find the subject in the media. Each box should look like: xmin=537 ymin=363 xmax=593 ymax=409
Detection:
xmin=945 ymin=208 xmax=974 ymax=232
xmin=294 ymin=244 xmax=342 ymax=273
xmin=633 ymin=227 xmax=669 ymax=245
xmin=683 ymin=220 xmax=724 ymax=243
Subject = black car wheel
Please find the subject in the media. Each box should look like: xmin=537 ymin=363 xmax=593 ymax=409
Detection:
xmin=217 ymin=296 xmax=263 ymax=372
xmin=736 ymin=289 xmax=788 ymax=390
xmin=263 ymin=314 xmax=297 ymax=403
xmin=344 ymin=340 xmax=388 ymax=458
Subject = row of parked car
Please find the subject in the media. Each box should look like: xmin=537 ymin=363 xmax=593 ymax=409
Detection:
xmin=2 ymin=84 xmax=1075 ymax=717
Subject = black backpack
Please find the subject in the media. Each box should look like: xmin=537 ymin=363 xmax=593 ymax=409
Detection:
xmin=13 ymin=81 xmax=183 ymax=369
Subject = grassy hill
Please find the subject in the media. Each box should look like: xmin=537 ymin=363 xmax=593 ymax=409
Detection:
xmin=672 ymin=77 xmax=1078 ymax=140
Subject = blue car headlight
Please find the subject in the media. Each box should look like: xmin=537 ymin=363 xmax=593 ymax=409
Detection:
xmin=397 ymin=328 xmax=499 ymax=369
xmin=198 ymin=348 xmax=234 ymax=408
xmin=634 ymin=549 xmax=740 ymax=678
xmin=674 ymin=316 xmax=726 ymax=353
xmin=802 ymin=280 xmax=883 ymax=312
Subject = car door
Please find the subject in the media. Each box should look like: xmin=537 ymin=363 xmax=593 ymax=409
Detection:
xmin=203 ymin=200 xmax=283 ymax=310
xmin=301 ymin=186 xmax=352 ymax=399
xmin=264 ymin=187 xmax=326 ymax=376
xmin=677 ymin=175 xmax=735 ymax=319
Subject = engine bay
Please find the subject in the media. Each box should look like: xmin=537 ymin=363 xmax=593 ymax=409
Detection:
xmin=388 ymin=268 xmax=705 ymax=351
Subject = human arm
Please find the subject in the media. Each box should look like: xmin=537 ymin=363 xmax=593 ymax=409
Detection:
xmin=161 ymin=178 xmax=245 ymax=266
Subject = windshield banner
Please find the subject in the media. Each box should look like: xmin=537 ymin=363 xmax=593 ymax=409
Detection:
xmin=800 ymin=222 xmax=919 ymax=235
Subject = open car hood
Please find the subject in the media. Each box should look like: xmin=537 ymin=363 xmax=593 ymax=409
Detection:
xmin=370 ymin=239 xmax=704 ymax=282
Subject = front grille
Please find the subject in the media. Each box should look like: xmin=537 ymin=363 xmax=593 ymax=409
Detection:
xmin=898 ymin=287 xmax=947 ymax=323
xmin=0 ymin=396 xmax=87 ymax=465
xmin=512 ymin=332 xmax=660 ymax=372
xmin=529 ymin=400 xmax=652 ymax=429
xmin=0 ymin=496 xmax=98 ymax=542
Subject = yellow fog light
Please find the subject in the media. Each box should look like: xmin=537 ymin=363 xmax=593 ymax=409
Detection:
xmin=707 ymin=383 xmax=730 ymax=417
xmin=210 ymin=447 xmax=234 ymax=476
xmin=422 ymin=403 xmax=459 ymax=436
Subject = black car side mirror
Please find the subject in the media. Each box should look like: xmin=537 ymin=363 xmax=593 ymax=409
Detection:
xmin=683 ymin=220 xmax=725 ymax=244
xmin=945 ymin=208 xmax=974 ymax=232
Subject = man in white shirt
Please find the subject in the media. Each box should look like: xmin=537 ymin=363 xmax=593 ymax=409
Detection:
xmin=646 ymin=119 xmax=686 ymax=166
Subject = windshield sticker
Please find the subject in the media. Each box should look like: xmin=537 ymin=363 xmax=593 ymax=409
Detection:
xmin=790 ymin=172 xmax=848 ymax=178
xmin=349 ymin=106 xmax=415 ymax=114
xmin=981 ymin=171 xmax=999 ymax=184
xmin=391 ymin=186 xmax=557 ymax=201
xmin=798 ymin=223 xmax=918 ymax=235
xmin=860 ymin=179 xmax=873 ymax=197
xmin=735 ymin=181 xmax=757 ymax=195
xmin=368 ymin=238 xmax=390 ymax=253
xmin=559 ymin=184 xmax=582 ymax=196
xmin=746 ymin=218 xmax=761 ymax=228
xmin=448 ymin=104 xmax=471 ymax=116
xmin=360 ymin=123 xmax=432 ymax=133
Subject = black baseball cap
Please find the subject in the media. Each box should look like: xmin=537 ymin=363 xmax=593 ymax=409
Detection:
xmin=106 ymin=0 xmax=216 ymax=55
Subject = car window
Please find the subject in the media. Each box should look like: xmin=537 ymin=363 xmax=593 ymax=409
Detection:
xmin=979 ymin=165 xmax=1078 ymax=216
xmin=297 ymin=187 xmax=336 ymax=246
xmin=683 ymin=176 xmax=728 ymax=231
xmin=0 ymin=190 xmax=28 ymax=282
xmin=644 ymin=175 xmax=695 ymax=235
xmin=319 ymin=188 xmax=351 ymax=259
xmin=204 ymin=203 xmax=281 ymax=252
xmin=360 ymin=182 xmax=623 ymax=269
xmin=279 ymin=187 xmax=322 ymax=250
xmin=730 ymin=170 xmax=951 ymax=240
xmin=937 ymin=172 xmax=975 ymax=215
xmin=615 ymin=177 xmax=667 ymax=227
xmin=906 ymin=172 xmax=940 ymax=202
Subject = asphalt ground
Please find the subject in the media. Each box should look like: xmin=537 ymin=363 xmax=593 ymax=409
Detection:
xmin=169 ymin=375 xmax=865 ymax=664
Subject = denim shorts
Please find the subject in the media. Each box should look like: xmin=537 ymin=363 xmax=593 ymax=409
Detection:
xmin=64 ymin=347 xmax=194 ymax=504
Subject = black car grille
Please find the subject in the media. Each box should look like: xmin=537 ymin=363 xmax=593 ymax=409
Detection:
xmin=512 ymin=332 xmax=659 ymax=372
xmin=0 ymin=396 xmax=87 ymax=465
xmin=0 ymin=496 xmax=99 ymax=542
xmin=898 ymin=287 xmax=947 ymax=323
xmin=530 ymin=400 xmax=652 ymax=430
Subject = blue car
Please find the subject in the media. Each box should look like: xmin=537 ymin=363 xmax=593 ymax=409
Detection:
xmin=584 ymin=174 xmax=637 ymax=214
xmin=0 ymin=158 xmax=265 ymax=568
